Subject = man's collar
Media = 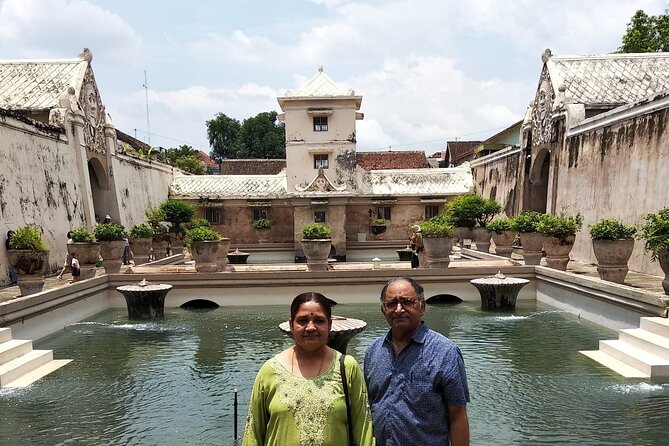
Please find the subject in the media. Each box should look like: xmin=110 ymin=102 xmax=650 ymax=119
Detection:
xmin=384 ymin=321 xmax=428 ymax=344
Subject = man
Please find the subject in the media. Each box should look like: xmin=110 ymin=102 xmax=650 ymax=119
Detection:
xmin=364 ymin=277 xmax=470 ymax=446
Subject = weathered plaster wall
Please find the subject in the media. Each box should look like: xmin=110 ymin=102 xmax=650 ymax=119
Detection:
xmin=0 ymin=114 xmax=88 ymax=285
xmin=292 ymin=199 xmax=348 ymax=257
xmin=557 ymin=109 xmax=669 ymax=275
xmin=110 ymin=154 xmax=175 ymax=228
xmin=471 ymin=148 xmax=522 ymax=217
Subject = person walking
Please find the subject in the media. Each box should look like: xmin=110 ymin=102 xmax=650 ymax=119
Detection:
xmin=70 ymin=252 xmax=81 ymax=283
xmin=57 ymin=231 xmax=73 ymax=280
xmin=364 ymin=277 xmax=470 ymax=446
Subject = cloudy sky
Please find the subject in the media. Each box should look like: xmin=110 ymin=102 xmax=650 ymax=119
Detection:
xmin=0 ymin=0 xmax=666 ymax=154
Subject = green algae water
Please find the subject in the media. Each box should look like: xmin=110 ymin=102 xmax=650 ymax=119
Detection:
xmin=1 ymin=301 xmax=668 ymax=445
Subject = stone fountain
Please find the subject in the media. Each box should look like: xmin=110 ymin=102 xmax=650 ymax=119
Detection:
xmin=279 ymin=316 xmax=367 ymax=354
xmin=116 ymin=278 xmax=173 ymax=319
xmin=470 ymin=271 xmax=529 ymax=311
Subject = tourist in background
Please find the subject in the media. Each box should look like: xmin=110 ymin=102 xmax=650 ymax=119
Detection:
xmin=70 ymin=252 xmax=81 ymax=283
xmin=364 ymin=277 xmax=470 ymax=446
xmin=5 ymin=230 xmax=18 ymax=284
xmin=57 ymin=231 xmax=73 ymax=280
xmin=243 ymin=292 xmax=375 ymax=446
xmin=409 ymin=224 xmax=424 ymax=268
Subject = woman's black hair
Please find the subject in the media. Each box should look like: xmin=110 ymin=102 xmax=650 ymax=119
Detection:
xmin=290 ymin=292 xmax=332 ymax=320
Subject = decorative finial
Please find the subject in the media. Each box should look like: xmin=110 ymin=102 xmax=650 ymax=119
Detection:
xmin=318 ymin=65 xmax=324 ymax=72
xmin=494 ymin=271 xmax=506 ymax=280
xmin=541 ymin=48 xmax=552 ymax=64
xmin=78 ymin=48 xmax=93 ymax=63
xmin=138 ymin=278 xmax=152 ymax=287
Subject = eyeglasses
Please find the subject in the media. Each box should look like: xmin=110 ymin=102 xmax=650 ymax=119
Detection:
xmin=381 ymin=298 xmax=419 ymax=312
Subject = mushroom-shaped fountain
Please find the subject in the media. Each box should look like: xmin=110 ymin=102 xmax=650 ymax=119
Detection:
xmin=227 ymin=248 xmax=250 ymax=265
xmin=470 ymin=271 xmax=529 ymax=311
xmin=116 ymin=278 xmax=173 ymax=319
xmin=279 ymin=316 xmax=367 ymax=354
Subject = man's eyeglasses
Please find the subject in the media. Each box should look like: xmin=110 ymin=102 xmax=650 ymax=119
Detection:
xmin=381 ymin=298 xmax=419 ymax=312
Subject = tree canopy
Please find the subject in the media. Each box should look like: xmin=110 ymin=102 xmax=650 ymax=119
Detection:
xmin=206 ymin=111 xmax=285 ymax=161
xmin=618 ymin=9 xmax=669 ymax=53
xmin=164 ymin=145 xmax=206 ymax=175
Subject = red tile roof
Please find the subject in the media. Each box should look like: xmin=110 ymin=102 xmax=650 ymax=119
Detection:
xmin=116 ymin=129 xmax=152 ymax=153
xmin=446 ymin=141 xmax=482 ymax=165
xmin=218 ymin=159 xmax=286 ymax=175
xmin=356 ymin=151 xmax=430 ymax=170
xmin=197 ymin=151 xmax=218 ymax=167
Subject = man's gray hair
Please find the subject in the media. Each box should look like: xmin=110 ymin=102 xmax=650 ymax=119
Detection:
xmin=380 ymin=277 xmax=425 ymax=302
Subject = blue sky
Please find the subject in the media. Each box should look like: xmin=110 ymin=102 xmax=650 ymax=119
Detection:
xmin=1 ymin=0 xmax=666 ymax=154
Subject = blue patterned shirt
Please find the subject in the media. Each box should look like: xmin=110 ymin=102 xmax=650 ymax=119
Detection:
xmin=364 ymin=322 xmax=470 ymax=446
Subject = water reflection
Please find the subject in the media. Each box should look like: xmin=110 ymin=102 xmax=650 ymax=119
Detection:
xmin=1 ymin=302 xmax=668 ymax=445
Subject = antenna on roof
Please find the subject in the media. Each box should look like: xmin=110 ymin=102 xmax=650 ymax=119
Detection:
xmin=143 ymin=69 xmax=151 ymax=145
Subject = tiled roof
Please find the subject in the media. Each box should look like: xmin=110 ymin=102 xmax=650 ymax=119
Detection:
xmin=197 ymin=151 xmax=218 ymax=167
xmin=361 ymin=168 xmax=472 ymax=196
xmin=356 ymin=151 xmax=429 ymax=170
xmin=218 ymin=159 xmax=286 ymax=175
xmin=446 ymin=141 xmax=482 ymax=164
xmin=0 ymin=58 xmax=88 ymax=110
xmin=116 ymin=129 xmax=152 ymax=152
xmin=547 ymin=53 xmax=669 ymax=105
xmin=169 ymin=173 xmax=287 ymax=199
xmin=286 ymin=68 xmax=349 ymax=97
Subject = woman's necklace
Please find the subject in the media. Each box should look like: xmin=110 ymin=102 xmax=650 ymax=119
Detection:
xmin=291 ymin=347 xmax=326 ymax=376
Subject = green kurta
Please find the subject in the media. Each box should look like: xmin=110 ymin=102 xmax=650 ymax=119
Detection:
xmin=243 ymin=350 xmax=375 ymax=446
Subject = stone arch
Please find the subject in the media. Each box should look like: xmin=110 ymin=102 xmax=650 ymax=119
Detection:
xmin=527 ymin=148 xmax=550 ymax=213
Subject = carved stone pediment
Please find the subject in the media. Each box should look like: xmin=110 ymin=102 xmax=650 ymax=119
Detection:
xmin=531 ymin=66 xmax=555 ymax=146
xmin=80 ymin=67 xmax=107 ymax=155
xmin=295 ymin=167 xmax=347 ymax=192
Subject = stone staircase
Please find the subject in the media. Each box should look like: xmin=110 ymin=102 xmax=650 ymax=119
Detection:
xmin=581 ymin=317 xmax=669 ymax=378
xmin=0 ymin=327 xmax=71 ymax=388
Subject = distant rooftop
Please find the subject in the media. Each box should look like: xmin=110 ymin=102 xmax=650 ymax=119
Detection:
xmin=356 ymin=151 xmax=430 ymax=170
xmin=217 ymin=159 xmax=286 ymax=175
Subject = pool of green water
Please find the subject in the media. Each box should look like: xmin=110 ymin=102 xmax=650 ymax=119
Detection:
xmin=1 ymin=301 xmax=668 ymax=445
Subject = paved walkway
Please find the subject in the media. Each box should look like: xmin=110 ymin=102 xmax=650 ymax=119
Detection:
xmin=1 ymin=258 xmax=666 ymax=303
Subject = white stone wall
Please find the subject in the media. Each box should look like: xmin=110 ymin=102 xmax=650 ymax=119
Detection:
xmin=0 ymin=113 xmax=89 ymax=283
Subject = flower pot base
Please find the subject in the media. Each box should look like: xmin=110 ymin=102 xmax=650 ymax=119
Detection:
xmin=195 ymin=262 xmax=218 ymax=273
xmin=522 ymin=251 xmax=543 ymax=266
xmin=16 ymin=275 xmax=45 ymax=296
xmin=79 ymin=266 xmax=97 ymax=280
xmin=596 ymin=265 xmax=629 ymax=284
xmin=102 ymin=259 xmax=123 ymax=274
xmin=545 ymin=256 xmax=569 ymax=271
xmin=494 ymin=247 xmax=513 ymax=257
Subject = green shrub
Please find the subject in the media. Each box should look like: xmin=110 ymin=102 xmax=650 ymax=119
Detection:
xmin=94 ymin=223 xmax=127 ymax=241
xmin=70 ymin=227 xmax=95 ymax=244
xmin=417 ymin=219 xmax=455 ymax=238
xmin=589 ymin=219 xmax=637 ymax=240
xmin=486 ymin=218 xmax=514 ymax=234
xmin=158 ymin=199 xmax=196 ymax=233
xmin=8 ymin=226 xmax=49 ymax=252
xmin=371 ymin=218 xmax=386 ymax=226
xmin=640 ymin=207 xmax=669 ymax=261
xmin=536 ymin=213 xmax=583 ymax=241
xmin=184 ymin=227 xmax=222 ymax=247
xmin=253 ymin=218 xmax=272 ymax=230
xmin=129 ymin=223 xmax=155 ymax=239
xmin=510 ymin=211 xmax=546 ymax=233
xmin=302 ymin=223 xmax=332 ymax=240
xmin=182 ymin=218 xmax=212 ymax=231
xmin=444 ymin=194 xmax=501 ymax=228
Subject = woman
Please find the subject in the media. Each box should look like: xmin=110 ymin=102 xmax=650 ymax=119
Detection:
xmin=243 ymin=292 xmax=375 ymax=446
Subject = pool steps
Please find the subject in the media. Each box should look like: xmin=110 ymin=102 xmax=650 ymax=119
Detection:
xmin=581 ymin=317 xmax=669 ymax=378
xmin=0 ymin=327 xmax=71 ymax=388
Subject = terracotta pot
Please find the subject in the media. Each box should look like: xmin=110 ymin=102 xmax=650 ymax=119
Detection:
xmin=518 ymin=232 xmax=544 ymax=266
xmin=7 ymin=249 xmax=49 ymax=296
xmin=491 ymin=230 xmax=516 ymax=257
xmin=658 ymin=248 xmax=669 ymax=295
xmin=129 ymin=237 xmax=152 ymax=265
xmin=190 ymin=240 xmax=220 ymax=272
xmin=99 ymin=240 xmax=126 ymax=274
xmin=542 ymin=235 xmax=575 ymax=270
xmin=592 ymin=238 xmax=634 ymax=284
xmin=472 ymin=227 xmax=492 ymax=253
xmin=422 ymin=236 xmax=456 ymax=268
xmin=301 ymin=239 xmax=331 ymax=271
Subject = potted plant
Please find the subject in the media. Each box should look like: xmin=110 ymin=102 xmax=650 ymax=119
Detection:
xmin=472 ymin=197 xmax=502 ymax=253
xmin=128 ymin=223 xmax=154 ymax=266
xmin=68 ymin=227 xmax=100 ymax=279
xmin=487 ymin=218 xmax=516 ymax=257
xmin=509 ymin=211 xmax=546 ymax=266
xmin=536 ymin=213 xmax=583 ymax=270
xmin=145 ymin=206 xmax=169 ymax=260
xmin=158 ymin=199 xmax=196 ymax=255
xmin=589 ymin=218 xmax=637 ymax=284
xmin=253 ymin=218 xmax=272 ymax=243
xmin=301 ymin=223 xmax=332 ymax=271
xmin=444 ymin=195 xmax=477 ymax=246
xmin=185 ymin=227 xmax=222 ymax=272
xmin=419 ymin=215 xmax=456 ymax=268
xmin=640 ymin=207 xmax=669 ymax=295
xmin=370 ymin=218 xmax=387 ymax=239
xmin=94 ymin=222 xmax=128 ymax=274
xmin=6 ymin=225 xmax=49 ymax=296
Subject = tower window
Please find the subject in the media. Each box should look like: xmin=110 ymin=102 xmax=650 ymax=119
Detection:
xmin=314 ymin=211 xmax=326 ymax=223
xmin=376 ymin=206 xmax=391 ymax=220
xmin=253 ymin=208 xmax=268 ymax=220
xmin=313 ymin=116 xmax=328 ymax=132
xmin=205 ymin=208 xmax=221 ymax=224
xmin=314 ymin=154 xmax=329 ymax=169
